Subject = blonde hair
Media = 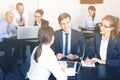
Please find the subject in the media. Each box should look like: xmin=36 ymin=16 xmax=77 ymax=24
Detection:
xmin=102 ymin=15 xmax=120 ymax=41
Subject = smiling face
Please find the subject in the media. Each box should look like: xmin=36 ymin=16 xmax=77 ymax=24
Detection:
xmin=5 ymin=11 xmax=14 ymax=23
xmin=100 ymin=19 xmax=114 ymax=35
xmin=60 ymin=17 xmax=71 ymax=32
xmin=34 ymin=12 xmax=42 ymax=22
xmin=16 ymin=3 xmax=24 ymax=15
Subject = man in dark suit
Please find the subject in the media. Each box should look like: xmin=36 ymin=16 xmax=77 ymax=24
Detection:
xmin=51 ymin=12 xmax=85 ymax=61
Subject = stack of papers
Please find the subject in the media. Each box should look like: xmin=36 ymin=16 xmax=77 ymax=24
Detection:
xmin=81 ymin=60 xmax=95 ymax=67
xmin=65 ymin=68 xmax=76 ymax=76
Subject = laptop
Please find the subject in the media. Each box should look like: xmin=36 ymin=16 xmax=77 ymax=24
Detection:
xmin=17 ymin=26 xmax=40 ymax=39
xmin=60 ymin=61 xmax=80 ymax=76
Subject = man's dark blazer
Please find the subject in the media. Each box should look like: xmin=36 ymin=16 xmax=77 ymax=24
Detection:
xmin=51 ymin=29 xmax=85 ymax=57
xmin=86 ymin=33 xmax=120 ymax=66
xmin=34 ymin=18 xmax=49 ymax=27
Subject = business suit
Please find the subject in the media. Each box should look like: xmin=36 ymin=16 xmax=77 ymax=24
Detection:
xmin=86 ymin=34 xmax=120 ymax=60
xmin=34 ymin=19 xmax=49 ymax=27
xmin=52 ymin=29 xmax=85 ymax=58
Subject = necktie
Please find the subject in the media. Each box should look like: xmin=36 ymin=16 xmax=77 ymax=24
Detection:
xmin=20 ymin=14 xmax=22 ymax=21
xmin=65 ymin=33 xmax=69 ymax=55
xmin=6 ymin=24 xmax=9 ymax=34
xmin=19 ymin=14 xmax=25 ymax=26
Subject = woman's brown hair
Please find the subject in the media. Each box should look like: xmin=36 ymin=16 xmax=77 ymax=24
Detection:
xmin=88 ymin=6 xmax=96 ymax=21
xmin=34 ymin=26 xmax=54 ymax=63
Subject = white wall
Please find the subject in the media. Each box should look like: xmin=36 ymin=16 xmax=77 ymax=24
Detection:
xmin=0 ymin=0 xmax=120 ymax=30
xmin=38 ymin=0 xmax=120 ymax=30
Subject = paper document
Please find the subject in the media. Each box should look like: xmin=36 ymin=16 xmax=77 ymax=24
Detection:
xmin=81 ymin=60 xmax=95 ymax=67
xmin=65 ymin=68 xmax=76 ymax=76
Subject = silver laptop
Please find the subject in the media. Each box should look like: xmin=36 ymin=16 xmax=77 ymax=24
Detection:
xmin=17 ymin=26 xmax=40 ymax=39
xmin=60 ymin=61 xmax=79 ymax=76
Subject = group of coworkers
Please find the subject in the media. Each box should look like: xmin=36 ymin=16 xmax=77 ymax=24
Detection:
xmin=0 ymin=2 xmax=120 ymax=80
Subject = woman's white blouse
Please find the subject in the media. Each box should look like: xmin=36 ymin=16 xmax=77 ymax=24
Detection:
xmin=81 ymin=14 xmax=99 ymax=28
xmin=100 ymin=39 xmax=109 ymax=60
xmin=27 ymin=45 xmax=67 ymax=80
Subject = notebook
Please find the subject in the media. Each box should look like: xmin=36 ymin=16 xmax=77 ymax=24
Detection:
xmin=17 ymin=26 xmax=40 ymax=39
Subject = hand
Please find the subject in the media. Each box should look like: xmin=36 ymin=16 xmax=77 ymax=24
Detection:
xmin=92 ymin=58 xmax=106 ymax=64
xmin=66 ymin=54 xmax=79 ymax=60
xmin=85 ymin=57 xmax=94 ymax=65
xmin=56 ymin=53 xmax=64 ymax=60
xmin=59 ymin=61 xmax=67 ymax=72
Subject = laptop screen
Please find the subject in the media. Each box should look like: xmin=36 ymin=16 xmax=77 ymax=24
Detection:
xmin=17 ymin=26 xmax=40 ymax=39
xmin=59 ymin=61 xmax=79 ymax=76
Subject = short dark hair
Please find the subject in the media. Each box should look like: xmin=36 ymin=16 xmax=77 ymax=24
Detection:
xmin=35 ymin=9 xmax=44 ymax=16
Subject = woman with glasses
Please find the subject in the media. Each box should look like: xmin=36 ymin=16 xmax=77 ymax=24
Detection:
xmin=85 ymin=15 xmax=120 ymax=66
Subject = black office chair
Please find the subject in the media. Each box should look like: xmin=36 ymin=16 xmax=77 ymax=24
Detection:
xmin=94 ymin=23 xmax=100 ymax=34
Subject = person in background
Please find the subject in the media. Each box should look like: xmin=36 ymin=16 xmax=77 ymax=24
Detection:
xmin=26 ymin=26 xmax=67 ymax=80
xmin=51 ymin=12 xmax=85 ymax=61
xmin=34 ymin=9 xmax=49 ymax=27
xmin=80 ymin=5 xmax=99 ymax=47
xmin=30 ymin=9 xmax=49 ymax=53
xmin=80 ymin=5 xmax=99 ymax=29
xmin=85 ymin=15 xmax=120 ymax=69
xmin=0 ymin=11 xmax=17 ymax=56
xmin=12 ymin=2 xmax=29 ymax=27
xmin=12 ymin=2 xmax=28 ymax=62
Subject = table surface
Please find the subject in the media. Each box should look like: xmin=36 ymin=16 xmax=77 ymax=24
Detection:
xmin=69 ymin=64 xmax=120 ymax=80
xmin=2 ymin=38 xmax=120 ymax=80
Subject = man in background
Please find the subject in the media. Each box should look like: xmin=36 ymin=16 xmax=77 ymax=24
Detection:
xmin=0 ymin=11 xmax=17 ymax=56
xmin=12 ymin=2 xmax=29 ymax=27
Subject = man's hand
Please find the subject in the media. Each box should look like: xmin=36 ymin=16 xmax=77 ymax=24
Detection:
xmin=56 ymin=53 xmax=64 ymax=60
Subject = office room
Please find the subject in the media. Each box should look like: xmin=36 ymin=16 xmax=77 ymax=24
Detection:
xmin=0 ymin=0 xmax=120 ymax=80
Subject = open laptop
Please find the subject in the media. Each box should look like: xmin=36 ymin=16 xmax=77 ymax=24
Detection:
xmin=60 ymin=61 xmax=80 ymax=76
xmin=17 ymin=26 xmax=40 ymax=39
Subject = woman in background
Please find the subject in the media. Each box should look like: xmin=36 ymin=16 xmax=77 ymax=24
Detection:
xmin=80 ymin=5 xmax=99 ymax=29
xmin=26 ymin=26 xmax=67 ymax=80
xmin=80 ymin=5 xmax=99 ymax=46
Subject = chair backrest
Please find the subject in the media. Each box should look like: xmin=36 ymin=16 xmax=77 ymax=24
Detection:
xmin=94 ymin=23 xmax=100 ymax=33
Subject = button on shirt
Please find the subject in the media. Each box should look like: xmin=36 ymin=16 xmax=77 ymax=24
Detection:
xmin=0 ymin=19 xmax=17 ymax=42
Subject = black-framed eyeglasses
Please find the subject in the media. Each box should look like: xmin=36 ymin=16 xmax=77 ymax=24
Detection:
xmin=98 ymin=23 xmax=113 ymax=28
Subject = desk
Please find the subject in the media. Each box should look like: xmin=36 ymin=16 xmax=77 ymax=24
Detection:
xmin=3 ymin=37 xmax=39 ymax=60
xmin=2 ymin=38 xmax=120 ymax=80
xmin=75 ymin=64 xmax=120 ymax=80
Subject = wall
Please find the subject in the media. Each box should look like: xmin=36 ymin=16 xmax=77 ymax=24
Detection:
xmin=0 ymin=0 xmax=120 ymax=30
